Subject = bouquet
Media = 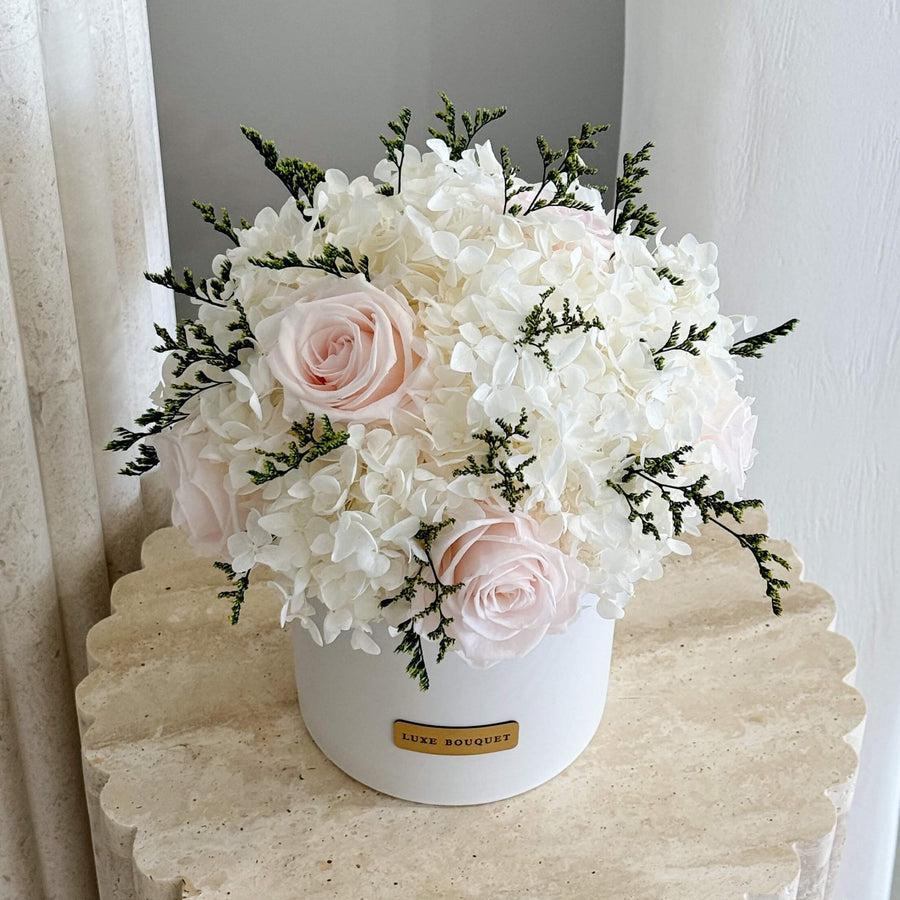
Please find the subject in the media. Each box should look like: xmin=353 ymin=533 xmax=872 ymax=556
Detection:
xmin=110 ymin=96 xmax=796 ymax=689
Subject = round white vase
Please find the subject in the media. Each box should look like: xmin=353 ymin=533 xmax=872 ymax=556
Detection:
xmin=291 ymin=608 xmax=615 ymax=806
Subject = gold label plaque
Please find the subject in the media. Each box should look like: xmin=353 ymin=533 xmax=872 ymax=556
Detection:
xmin=393 ymin=720 xmax=519 ymax=756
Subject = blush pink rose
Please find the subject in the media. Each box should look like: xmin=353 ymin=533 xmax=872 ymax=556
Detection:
xmin=153 ymin=424 xmax=249 ymax=558
xmin=255 ymin=274 xmax=429 ymax=425
xmin=699 ymin=393 xmax=758 ymax=493
xmin=428 ymin=508 xmax=587 ymax=667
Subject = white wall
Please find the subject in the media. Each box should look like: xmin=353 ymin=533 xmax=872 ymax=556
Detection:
xmin=146 ymin=0 xmax=625 ymax=320
xmin=620 ymin=3 xmax=900 ymax=898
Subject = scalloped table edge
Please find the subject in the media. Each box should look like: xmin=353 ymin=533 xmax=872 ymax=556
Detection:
xmin=76 ymin=524 xmax=866 ymax=900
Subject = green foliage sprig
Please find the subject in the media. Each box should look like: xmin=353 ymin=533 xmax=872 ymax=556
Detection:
xmin=607 ymin=446 xmax=791 ymax=614
xmin=214 ymin=560 xmax=251 ymax=624
xmin=104 ymin=303 xmax=254 ymax=473
xmin=655 ymin=266 xmax=686 ymax=287
xmin=613 ymin=141 xmax=659 ymax=238
xmin=379 ymin=520 xmax=462 ymax=691
xmin=248 ymin=244 xmax=371 ymax=281
xmin=240 ymin=126 xmax=325 ymax=217
xmin=154 ymin=305 xmax=254 ymax=376
xmin=515 ymin=287 xmax=605 ymax=369
xmin=500 ymin=144 xmax=530 ymax=215
xmin=453 ymin=410 xmax=535 ymax=511
xmin=113 ymin=442 xmax=160 ymax=477
xmin=144 ymin=258 xmax=235 ymax=309
xmin=104 ymin=370 xmax=224 ymax=475
xmin=378 ymin=106 xmax=412 ymax=195
xmin=606 ymin=479 xmax=661 ymax=539
xmin=428 ymin=93 xmax=507 ymax=162
xmin=520 ymin=123 xmax=609 ymax=216
xmin=248 ymin=414 xmax=349 ymax=485
xmin=651 ymin=321 xmax=717 ymax=370
xmin=730 ymin=318 xmax=799 ymax=358
xmin=191 ymin=201 xmax=250 ymax=245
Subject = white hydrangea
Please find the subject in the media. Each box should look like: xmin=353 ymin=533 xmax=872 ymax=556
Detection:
xmin=149 ymin=127 xmax=767 ymax=655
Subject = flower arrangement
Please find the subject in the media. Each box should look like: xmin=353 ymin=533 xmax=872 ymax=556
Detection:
xmin=110 ymin=97 xmax=796 ymax=690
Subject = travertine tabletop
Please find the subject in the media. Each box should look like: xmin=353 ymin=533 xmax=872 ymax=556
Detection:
xmin=77 ymin=513 xmax=864 ymax=899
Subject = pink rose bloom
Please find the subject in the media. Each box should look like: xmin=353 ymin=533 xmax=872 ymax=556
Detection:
xmin=428 ymin=508 xmax=587 ymax=668
xmin=255 ymin=274 xmax=429 ymax=425
xmin=153 ymin=424 xmax=249 ymax=558
xmin=699 ymin=393 xmax=758 ymax=493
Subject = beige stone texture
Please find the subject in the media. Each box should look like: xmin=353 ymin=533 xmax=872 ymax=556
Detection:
xmin=77 ymin=513 xmax=864 ymax=899
xmin=1 ymin=2 xmax=172 ymax=895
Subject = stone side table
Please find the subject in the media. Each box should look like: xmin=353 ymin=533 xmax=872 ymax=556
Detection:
xmin=77 ymin=515 xmax=864 ymax=899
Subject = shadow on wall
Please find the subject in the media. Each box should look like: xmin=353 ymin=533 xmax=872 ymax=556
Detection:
xmin=146 ymin=0 xmax=625 ymax=320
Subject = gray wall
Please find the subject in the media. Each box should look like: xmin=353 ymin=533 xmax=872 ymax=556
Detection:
xmin=146 ymin=0 xmax=625 ymax=319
